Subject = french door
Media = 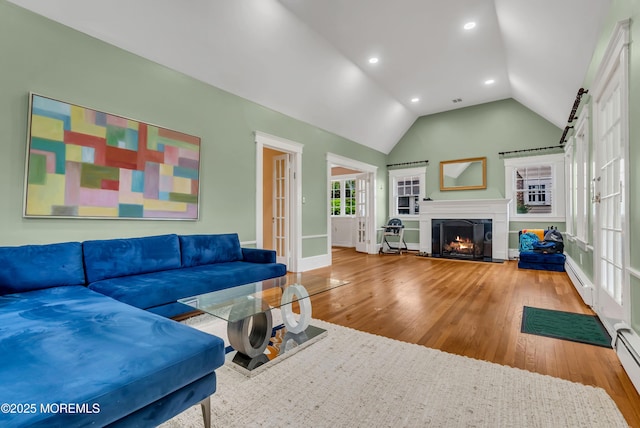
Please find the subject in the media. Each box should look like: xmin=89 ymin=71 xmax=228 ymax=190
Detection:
xmin=355 ymin=173 xmax=370 ymax=253
xmin=593 ymin=32 xmax=629 ymax=324
xmin=272 ymin=154 xmax=289 ymax=265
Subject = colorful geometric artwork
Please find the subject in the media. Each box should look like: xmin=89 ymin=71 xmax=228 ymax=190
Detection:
xmin=24 ymin=94 xmax=200 ymax=220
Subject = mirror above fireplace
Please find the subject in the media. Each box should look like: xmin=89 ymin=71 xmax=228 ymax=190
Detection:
xmin=440 ymin=157 xmax=487 ymax=191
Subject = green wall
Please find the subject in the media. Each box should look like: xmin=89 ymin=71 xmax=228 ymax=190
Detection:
xmin=388 ymin=99 xmax=563 ymax=248
xmin=0 ymin=1 xmax=387 ymax=258
xmin=389 ymin=99 xmax=561 ymax=200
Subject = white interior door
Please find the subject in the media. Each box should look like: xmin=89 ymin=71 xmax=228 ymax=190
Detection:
xmin=355 ymin=173 xmax=369 ymax=253
xmin=594 ymin=67 xmax=626 ymax=322
xmin=273 ymin=154 xmax=289 ymax=265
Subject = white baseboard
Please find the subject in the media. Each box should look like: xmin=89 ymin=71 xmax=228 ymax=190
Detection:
xmin=508 ymin=248 xmax=519 ymax=260
xmin=295 ymin=253 xmax=331 ymax=272
xmin=614 ymin=327 xmax=640 ymax=395
xmin=332 ymin=242 xmax=353 ymax=248
xmin=564 ymin=254 xmax=594 ymax=306
xmin=377 ymin=242 xmax=420 ymax=252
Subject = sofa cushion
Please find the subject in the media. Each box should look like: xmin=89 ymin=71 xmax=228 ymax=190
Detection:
xmin=89 ymin=261 xmax=287 ymax=310
xmin=517 ymin=259 xmax=566 ymax=272
xmin=242 ymin=247 xmax=277 ymax=264
xmin=0 ymin=286 xmax=224 ymax=427
xmin=179 ymin=233 xmax=243 ymax=267
xmin=147 ymin=301 xmax=198 ymax=319
xmin=518 ymin=251 xmax=566 ymax=272
xmin=0 ymin=242 xmax=85 ymax=295
xmin=519 ymin=251 xmax=566 ymax=265
xmin=83 ymin=234 xmax=182 ymax=283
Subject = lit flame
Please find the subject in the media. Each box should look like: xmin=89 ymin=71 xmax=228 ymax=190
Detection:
xmin=451 ymin=236 xmax=473 ymax=251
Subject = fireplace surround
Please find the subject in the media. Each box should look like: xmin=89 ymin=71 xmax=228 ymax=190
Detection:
xmin=419 ymin=199 xmax=511 ymax=261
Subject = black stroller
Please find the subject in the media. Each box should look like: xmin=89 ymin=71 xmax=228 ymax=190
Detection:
xmin=379 ymin=218 xmax=408 ymax=254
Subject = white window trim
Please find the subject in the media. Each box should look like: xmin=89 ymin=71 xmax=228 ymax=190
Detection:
xmin=388 ymin=166 xmax=427 ymax=220
xmin=504 ymin=153 xmax=565 ymax=222
xmin=331 ymin=175 xmax=357 ymax=217
xmin=564 ymin=137 xmax=575 ymax=239
xmin=574 ymin=107 xmax=590 ymax=250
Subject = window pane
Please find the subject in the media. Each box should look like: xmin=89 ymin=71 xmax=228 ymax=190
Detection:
xmin=331 ymin=199 xmax=340 ymax=215
xmin=392 ymin=171 xmax=423 ymax=216
xmin=331 ymin=180 xmax=340 ymax=215
xmin=398 ymin=196 xmax=410 ymax=214
xmin=345 ymin=180 xmax=355 ymax=198
xmin=345 ymin=198 xmax=355 ymax=215
xmin=331 ymin=181 xmax=341 ymax=198
xmin=514 ymin=165 xmax=553 ymax=214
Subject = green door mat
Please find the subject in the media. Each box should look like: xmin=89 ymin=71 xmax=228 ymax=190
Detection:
xmin=521 ymin=306 xmax=612 ymax=348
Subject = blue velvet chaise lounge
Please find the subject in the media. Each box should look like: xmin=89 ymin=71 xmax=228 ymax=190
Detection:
xmin=0 ymin=233 xmax=286 ymax=427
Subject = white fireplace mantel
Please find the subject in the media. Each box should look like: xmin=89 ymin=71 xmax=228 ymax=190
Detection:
xmin=419 ymin=199 xmax=511 ymax=260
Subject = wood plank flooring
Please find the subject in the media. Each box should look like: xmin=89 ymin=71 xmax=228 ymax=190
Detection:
xmin=304 ymin=247 xmax=640 ymax=427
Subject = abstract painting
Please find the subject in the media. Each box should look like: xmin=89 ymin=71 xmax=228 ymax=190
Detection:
xmin=24 ymin=94 xmax=200 ymax=220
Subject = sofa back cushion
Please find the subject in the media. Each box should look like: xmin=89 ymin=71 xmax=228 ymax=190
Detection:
xmin=0 ymin=242 xmax=85 ymax=295
xmin=83 ymin=234 xmax=181 ymax=283
xmin=179 ymin=233 xmax=243 ymax=267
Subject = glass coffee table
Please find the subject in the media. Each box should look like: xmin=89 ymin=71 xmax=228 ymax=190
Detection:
xmin=178 ymin=274 xmax=348 ymax=375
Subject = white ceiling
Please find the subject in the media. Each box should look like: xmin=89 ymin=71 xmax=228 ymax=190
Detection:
xmin=8 ymin=0 xmax=610 ymax=154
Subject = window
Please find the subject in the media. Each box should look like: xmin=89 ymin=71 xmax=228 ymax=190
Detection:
xmin=517 ymin=165 xmax=552 ymax=211
xmin=504 ymin=153 xmax=565 ymax=221
xmin=331 ymin=178 xmax=355 ymax=216
xmin=389 ymin=167 xmax=426 ymax=217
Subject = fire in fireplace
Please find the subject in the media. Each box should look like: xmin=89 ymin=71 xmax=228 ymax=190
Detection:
xmin=432 ymin=219 xmax=492 ymax=261
xmin=444 ymin=235 xmax=476 ymax=257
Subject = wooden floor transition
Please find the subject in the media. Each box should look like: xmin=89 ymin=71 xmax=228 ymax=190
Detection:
xmin=303 ymin=247 xmax=640 ymax=427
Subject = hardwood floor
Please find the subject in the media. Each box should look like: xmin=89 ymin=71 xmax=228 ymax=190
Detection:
xmin=304 ymin=247 xmax=640 ymax=427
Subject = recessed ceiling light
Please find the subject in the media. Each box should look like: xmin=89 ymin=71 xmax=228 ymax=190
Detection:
xmin=411 ymin=97 xmax=420 ymax=103
xmin=463 ymin=22 xmax=476 ymax=30
xmin=368 ymin=57 xmax=379 ymax=64
xmin=484 ymin=79 xmax=495 ymax=85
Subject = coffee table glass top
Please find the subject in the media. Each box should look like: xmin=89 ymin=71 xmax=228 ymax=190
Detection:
xmin=178 ymin=274 xmax=348 ymax=322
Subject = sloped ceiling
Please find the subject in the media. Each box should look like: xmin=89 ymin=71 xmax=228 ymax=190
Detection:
xmin=8 ymin=0 xmax=610 ymax=154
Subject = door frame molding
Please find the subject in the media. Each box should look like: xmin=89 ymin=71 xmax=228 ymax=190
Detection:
xmin=326 ymin=153 xmax=378 ymax=258
xmin=255 ymin=131 xmax=303 ymax=272
xmin=591 ymin=19 xmax=631 ymax=326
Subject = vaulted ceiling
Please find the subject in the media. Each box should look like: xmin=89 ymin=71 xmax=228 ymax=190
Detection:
xmin=8 ymin=0 xmax=611 ymax=154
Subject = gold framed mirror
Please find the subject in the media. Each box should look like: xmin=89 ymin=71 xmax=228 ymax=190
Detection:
xmin=440 ymin=157 xmax=487 ymax=191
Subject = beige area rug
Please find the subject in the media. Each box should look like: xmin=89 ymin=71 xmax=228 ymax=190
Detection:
xmin=162 ymin=319 xmax=628 ymax=427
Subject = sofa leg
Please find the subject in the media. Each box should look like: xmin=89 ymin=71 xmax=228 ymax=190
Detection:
xmin=200 ymin=396 xmax=211 ymax=428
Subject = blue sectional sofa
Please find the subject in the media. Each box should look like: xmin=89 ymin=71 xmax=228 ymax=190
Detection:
xmin=0 ymin=233 xmax=286 ymax=427
xmin=84 ymin=233 xmax=287 ymax=318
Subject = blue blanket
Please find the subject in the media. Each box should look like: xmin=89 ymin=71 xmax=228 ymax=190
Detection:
xmin=519 ymin=232 xmax=540 ymax=252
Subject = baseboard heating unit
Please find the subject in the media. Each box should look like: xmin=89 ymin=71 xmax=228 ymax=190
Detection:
xmin=613 ymin=323 xmax=640 ymax=394
xmin=564 ymin=255 xmax=593 ymax=306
